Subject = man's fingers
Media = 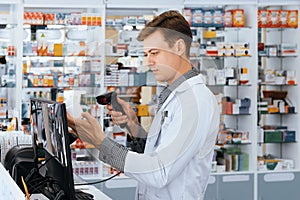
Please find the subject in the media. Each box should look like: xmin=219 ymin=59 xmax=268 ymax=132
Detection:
xmin=108 ymin=110 xmax=123 ymax=117
xmin=81 ymin=112 xmax=96 ymax=122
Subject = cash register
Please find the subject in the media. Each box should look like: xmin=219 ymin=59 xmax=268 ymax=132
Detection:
xmin=3 ymin=98 xmax=111 ymax=199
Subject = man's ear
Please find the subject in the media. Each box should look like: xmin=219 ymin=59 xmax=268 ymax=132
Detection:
xmin=175 ymin=39 xmax=186 ymax=56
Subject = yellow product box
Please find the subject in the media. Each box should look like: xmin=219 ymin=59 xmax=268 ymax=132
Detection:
xmin=203 ymin=30 xmax=216 ymax=38
xmin=268 ymin=106 xmax=279 ymax=113
xmin=54 ymin=43 xmax=63 ymax=56
xmin=136 ymin=104 xmax=149 ymax=116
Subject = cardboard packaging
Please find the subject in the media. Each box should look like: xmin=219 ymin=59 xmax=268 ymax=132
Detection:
xmin=232 ymin=9 xmax=244 ymax=27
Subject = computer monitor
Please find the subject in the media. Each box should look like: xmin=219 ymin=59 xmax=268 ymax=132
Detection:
xmin=30 ymin=98 xmax=76 ymax=200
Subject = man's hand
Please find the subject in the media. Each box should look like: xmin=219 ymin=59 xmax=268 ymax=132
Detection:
xmin=67 ymin=112 xmax=105 ymax=149
xmin=108 ymin=97 xmax=138 ymax=128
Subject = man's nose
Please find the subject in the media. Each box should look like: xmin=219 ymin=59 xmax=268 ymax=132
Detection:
xmin=146 ymin=55 xmax=155 ymax=66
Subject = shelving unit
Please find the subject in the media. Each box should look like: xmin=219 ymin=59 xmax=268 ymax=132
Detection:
xmin=21 ymin=0 xmax=107 ymax=184
xmin=0 ymin=0 xmax=23 ymax=129
xmin=22 ymin=0 xmax=106 ymax=123
xmin=184 ymin=1 xmax=258 ymax=199
xmin=256 ymin=1 xmax=300 ymax=199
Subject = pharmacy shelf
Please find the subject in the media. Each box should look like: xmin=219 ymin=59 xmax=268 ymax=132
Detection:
xmin=24 ymin=0 xmax=105 ymax=9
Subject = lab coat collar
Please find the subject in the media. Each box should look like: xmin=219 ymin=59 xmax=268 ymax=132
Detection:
xmin=157 ymin=74 xmax=205 ymax=112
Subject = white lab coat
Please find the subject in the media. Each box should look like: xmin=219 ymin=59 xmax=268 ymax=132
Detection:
xmin=124 ymin=74 xmax=220 ymax=200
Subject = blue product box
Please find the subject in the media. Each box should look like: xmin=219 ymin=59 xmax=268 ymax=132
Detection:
xmin=213 ymin=9 xmax=224 ymax=27
xmin=282 ymin=130 xmax=296 ymax=142
xmin=192 ymin=9 xmax=203 ymax=27
xmin=241 ymin=98 xmax=251 ymax=107
xmin=239 ymin=106 xmax=250 ymax=114
xmin=202 ymin=9 xmax=213 ymax=27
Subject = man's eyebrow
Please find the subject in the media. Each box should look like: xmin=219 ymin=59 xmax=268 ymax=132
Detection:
xmin=144 ymin=48 xmax=159 ymax=53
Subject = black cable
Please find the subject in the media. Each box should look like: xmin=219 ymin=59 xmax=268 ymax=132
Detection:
xmin=29 ymin=177 xmax=62 ymax=197
xmin=28 ymin=178 xmax=51 ymax=193
xmin=38 ymin=155 xmax=58 ymax=170
xmin=54 ymin=190 xmax=65 ymax=200
xmin=74 ymin=171 xmax=121 ymax=186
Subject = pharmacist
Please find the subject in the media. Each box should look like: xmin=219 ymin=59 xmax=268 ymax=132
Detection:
xmin=68 ymin=10 xmax=219 ymax=200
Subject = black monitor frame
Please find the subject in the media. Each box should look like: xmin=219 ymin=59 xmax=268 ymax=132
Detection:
xmin=30 ymin=98 xmax=76 ymax=200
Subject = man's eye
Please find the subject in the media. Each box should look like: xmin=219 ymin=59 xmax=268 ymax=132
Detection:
xmin=150 ymin=51 xmax=159 ymax=55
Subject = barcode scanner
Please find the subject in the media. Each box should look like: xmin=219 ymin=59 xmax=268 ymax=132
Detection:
xmin=96 ymin=91 xmax=127 ymax=128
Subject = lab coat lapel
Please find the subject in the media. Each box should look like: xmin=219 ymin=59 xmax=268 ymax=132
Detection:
xmin=144 ymin=92 xmax=175 ymax=153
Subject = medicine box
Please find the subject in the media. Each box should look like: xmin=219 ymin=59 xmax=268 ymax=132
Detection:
xmin=264 ymin=130 xmax=283 ymax=143
xmin=213 ymin=9 xmax=223 ymax=27
xmin=232 ymin=9 xmax=244 ymax=27
xmin=282 ymin=130 xmax=296 ymax=142
xmin=136 ymin=104 xmax=149 ymax=116
xmin=183 ymin=8 xmax=192 ymax=26
xmin=287 ymin=10 xmax=298 ymax=28
xmin=258 ymin=10 xmax=269 ymax=28
xmin=202 ymin=9 xmax=213 ymax=27
xmin=192 ymin=9 xmax=203 ymax=27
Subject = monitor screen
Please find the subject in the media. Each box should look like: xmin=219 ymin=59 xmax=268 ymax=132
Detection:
xmin=30 ymin=98 xmax=76 ymax=200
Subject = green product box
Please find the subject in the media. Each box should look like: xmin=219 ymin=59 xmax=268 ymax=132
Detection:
xmin=264 ymin=130 xmax=283 ymax=143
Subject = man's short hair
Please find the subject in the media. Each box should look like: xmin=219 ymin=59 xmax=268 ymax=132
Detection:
xmin=137 ymin=10 xmax=192 ymax=57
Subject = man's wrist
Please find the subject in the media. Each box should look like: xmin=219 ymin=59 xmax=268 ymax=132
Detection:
xmin=94 ymin=134 xmax=105 ymax=149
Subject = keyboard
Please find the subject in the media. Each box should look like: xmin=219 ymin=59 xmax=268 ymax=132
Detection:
xmin=75 ymin=189 xmax=94 ymax=200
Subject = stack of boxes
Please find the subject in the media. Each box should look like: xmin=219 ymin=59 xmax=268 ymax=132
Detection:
xmin=183 ymin=8 xmax=244 ymax=28
xmin=258 ymin=10 xmax=298 ymax=28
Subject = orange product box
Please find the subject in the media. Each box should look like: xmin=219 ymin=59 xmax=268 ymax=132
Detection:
xmin=232 ymin=9 xmax=244 ymax=27
xmin=23 ymin=12 xmax=29 ymax=25
xmin=136 ymin=104 xmax=149 ymax=116
xmin=30 ymin=12 xmax=37 ymax=25
xmin=81 ymin=14 xmax=87 ymax=25
xmin=269 ymin=10 xmax=281 ymax=28
xmin=258 ymin=10 xmax=269 ymax=28
xmin=287 ymin=10 xmax=298 ymax=28
xmin=91 ymin=15 xmax=97 ymax=26
xmin=87 ymin=14 xmax=92 ymax=26
xmin=54 ymin=43 xmax=63 ymax=56
xmin=97 ymin=15 xmax=102 ymax=26
xmin=225 ymin=101 xmax=233 ymax=115
xmin=44 ymin=13 xmax=55 ymax=25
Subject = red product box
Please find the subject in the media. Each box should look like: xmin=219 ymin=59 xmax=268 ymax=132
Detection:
xmin=269 ymin=10 xmax=281 ymax=28
xmin=280 ymin=10 xmax=289 ymax=28
xmin=258 ymin=10 xmax=269 ymax=28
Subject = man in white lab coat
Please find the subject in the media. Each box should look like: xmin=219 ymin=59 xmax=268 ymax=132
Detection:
xmin=68 ymin=10 xmax=219 ymax=200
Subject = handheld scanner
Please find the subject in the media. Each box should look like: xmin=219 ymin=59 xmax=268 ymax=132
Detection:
xmin=96 ymin=92 xmax=126 ymax=128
